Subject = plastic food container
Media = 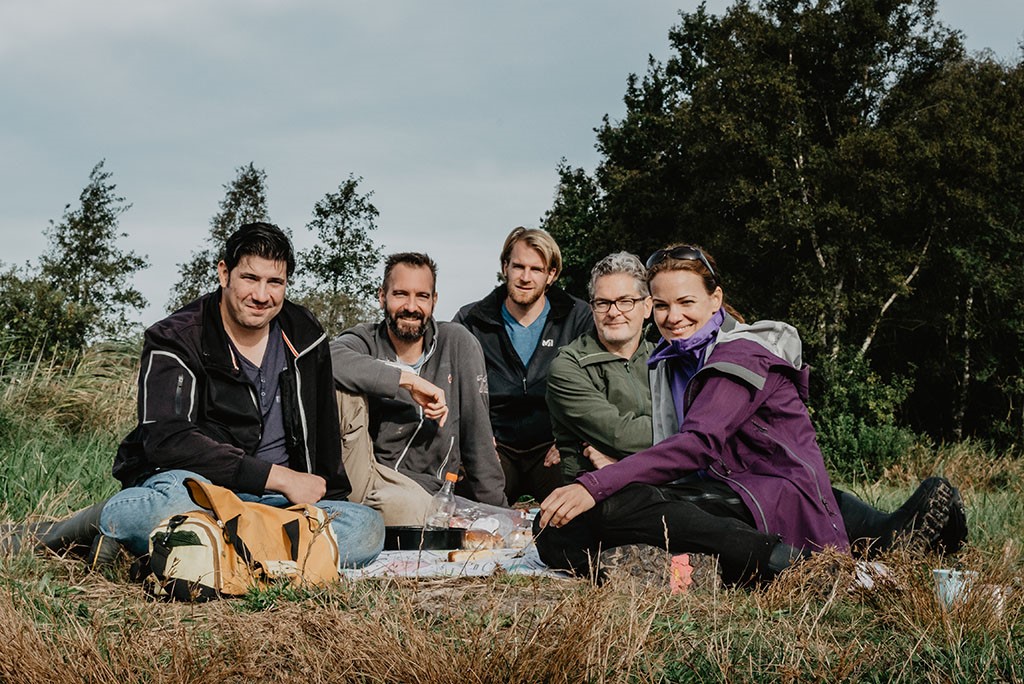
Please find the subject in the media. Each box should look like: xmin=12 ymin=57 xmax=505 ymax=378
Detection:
xmin=384 ymin=526 xmax=465 ymax=550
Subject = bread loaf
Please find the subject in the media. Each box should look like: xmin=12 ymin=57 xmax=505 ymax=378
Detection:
xmin=447 ymin=548 xmax=507 ymax=563
xmin=462 ymin=529 xmax=503 ymax=550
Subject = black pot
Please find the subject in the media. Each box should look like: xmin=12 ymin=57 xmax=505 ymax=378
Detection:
xmin=384 ymin=526 xmax=465 ymax=551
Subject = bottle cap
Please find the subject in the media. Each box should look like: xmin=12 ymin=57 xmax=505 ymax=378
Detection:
xmin=445 ymin=472 xmax=458 ymax=482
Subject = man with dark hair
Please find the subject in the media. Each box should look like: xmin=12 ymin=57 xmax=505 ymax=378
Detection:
xmin=455 ymin=227 xmax=593 ymax=504
xmin=96 ymin=222 xmax=384 ymax=566
xmin=331 ymin=252 xmax=506 ymax=525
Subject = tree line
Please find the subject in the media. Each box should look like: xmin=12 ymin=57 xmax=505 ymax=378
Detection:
xmin=2 ymin=0 xmax=1021 ymax=463
xmin=541 ymin=0 xmax=1024 ymax=459
xmin=0 ymin=162 xmax=383 ymax=359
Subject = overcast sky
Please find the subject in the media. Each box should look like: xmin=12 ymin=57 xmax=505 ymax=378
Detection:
xmin=2 ymin=1 xmax=1021 ymax=325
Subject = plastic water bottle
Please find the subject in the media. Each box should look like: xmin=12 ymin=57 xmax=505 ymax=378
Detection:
xmin=425 ymin=471 xmax=458 ymax=530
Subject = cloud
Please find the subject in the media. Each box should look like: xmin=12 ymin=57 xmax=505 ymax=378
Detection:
xmin=6 ymin=0 xmax=1018 ymax=329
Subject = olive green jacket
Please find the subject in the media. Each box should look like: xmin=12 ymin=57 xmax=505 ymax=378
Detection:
xmin=545 ymin=331 xmax=655 ymax=481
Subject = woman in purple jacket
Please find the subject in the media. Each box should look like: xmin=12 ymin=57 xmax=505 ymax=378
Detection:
xmin=537 ymin=245 xmax=907 ymax=585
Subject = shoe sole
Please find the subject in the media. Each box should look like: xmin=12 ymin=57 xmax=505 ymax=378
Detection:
xmin=597 ymin=543 xmax=720 ymax=593
xmin=894 ymin=477 xmax=954 ymax=553
xmin=938 ymin=486 xmax=968 ymax=554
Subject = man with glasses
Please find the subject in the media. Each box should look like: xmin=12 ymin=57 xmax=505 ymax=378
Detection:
xmin=544 ymin=246 xmax=967 ymax=573
xmin=547 ymin=252 xmax=655 ymax=483
xmin=455 ymin=227 xmax=593 ymax=503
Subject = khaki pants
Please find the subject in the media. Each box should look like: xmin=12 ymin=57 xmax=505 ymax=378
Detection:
xmin=337 ymin=390 xmax=434 ymax=526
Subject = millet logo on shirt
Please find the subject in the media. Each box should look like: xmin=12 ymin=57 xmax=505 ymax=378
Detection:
xmin=541 ymin=339 xmax=554 ymax=347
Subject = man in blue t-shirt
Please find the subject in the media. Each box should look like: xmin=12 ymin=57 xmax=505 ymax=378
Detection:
xmin=454 ymin=227 xmax=592 ymax=504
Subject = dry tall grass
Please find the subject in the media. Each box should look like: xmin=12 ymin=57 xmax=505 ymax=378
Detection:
xmin=0 ymin=343 xmax=138 ymax=436
xmin=1 ymin=545 xmax=1020 ymax=683
xmin=1 ymin=347 xmax=1022 ymax=682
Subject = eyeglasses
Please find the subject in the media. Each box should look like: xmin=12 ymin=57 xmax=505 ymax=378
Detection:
xmin=590 ymin=297 xmax=646 ymax=314
xmin=645 ymin=246 xmax=719 ymax=284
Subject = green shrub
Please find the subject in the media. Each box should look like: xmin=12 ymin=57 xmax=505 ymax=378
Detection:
xmin=809 ymin=349 xmax=919 ymax=479
xmin=816 ymin=414 xmax=920 ymax=480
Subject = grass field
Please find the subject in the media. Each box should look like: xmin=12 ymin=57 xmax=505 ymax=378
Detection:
xmin=1 ymin=347 xmax=1022 ymax=682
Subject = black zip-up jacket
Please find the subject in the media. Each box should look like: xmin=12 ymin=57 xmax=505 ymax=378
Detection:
xmin=454 ymin=285 xmax=593 ymax=450
xmin=113 ymin=291 xmax=350 ymax=500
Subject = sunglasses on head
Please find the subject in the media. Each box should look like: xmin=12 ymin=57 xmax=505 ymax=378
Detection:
xmin=645 ymin=246 xmax=719 ymax=284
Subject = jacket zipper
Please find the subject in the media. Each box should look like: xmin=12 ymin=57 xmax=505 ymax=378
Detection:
xmin=289 ymin=331 xmax=326 ymax=474
xmin=625 ymin=359 xmax=646 ymax=410
xmin=495 ymin=321 xmax=529 ymax=395
xmin=435 ymin=437 xmax=455 ymax=479
xmin=393 ymin=334 xmax=438 ymax=472
xmin=174 ymin=373 xmax=184 ymax=415
xmin=708 ymin=463 xmax=770 ymax=532
xmin=394 ymin=410 xmax=425 ymax=471
xmin=752 ymin=420 xmax=839 ymax=530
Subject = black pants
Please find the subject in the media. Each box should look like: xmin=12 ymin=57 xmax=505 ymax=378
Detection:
xmin=535 ymin=480 xmax=779 ymax=585
xmin=497 ymin=441 xmax=564 ymax=504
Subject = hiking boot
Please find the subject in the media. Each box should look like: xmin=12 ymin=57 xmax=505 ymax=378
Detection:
xmin=86 ymin=533 xmax=123 ymax=570
xmin=596 ymin=543 xmax=720 ymax=593
xmin=887 ymin=477 xmax=955 ymax=553
xmin=935 ymin=485 xmax=968 ymax=555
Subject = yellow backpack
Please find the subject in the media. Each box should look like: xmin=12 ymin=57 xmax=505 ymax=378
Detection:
xmin=146 ymin=478 xmax=340 ymax=600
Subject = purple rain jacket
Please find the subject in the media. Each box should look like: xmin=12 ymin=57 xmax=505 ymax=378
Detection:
xmin=576 ymin=314 xmax=850 ymax=554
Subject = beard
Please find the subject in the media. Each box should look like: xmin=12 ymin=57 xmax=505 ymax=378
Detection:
xmin=386 ymin=309 xmax=428 ymax=342
xmin=506 ymin=282 xmax=546 ymax=308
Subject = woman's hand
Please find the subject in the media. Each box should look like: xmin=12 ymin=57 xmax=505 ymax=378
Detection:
xmin=583 ymin=445 xmax=618 ymax=470
xmin=538 ymin=483 xmax=596 ymax=529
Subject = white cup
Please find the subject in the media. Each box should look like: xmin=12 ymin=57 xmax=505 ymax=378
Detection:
xmin=932 ymin=568 xmax=978 ymax=609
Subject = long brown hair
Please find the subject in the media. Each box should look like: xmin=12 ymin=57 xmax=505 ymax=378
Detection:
xmin=646 ymin=244 xmax=744 ymax=323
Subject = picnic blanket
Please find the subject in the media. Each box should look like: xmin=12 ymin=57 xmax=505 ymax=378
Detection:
xmin=340 ymin=545 xmax=570 ymax=579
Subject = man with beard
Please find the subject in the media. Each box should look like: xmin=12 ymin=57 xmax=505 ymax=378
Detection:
xmin=331 ymin=252 xmax=506 ymax=525
xmin=454 ymin=228 xmax=592 ymax=504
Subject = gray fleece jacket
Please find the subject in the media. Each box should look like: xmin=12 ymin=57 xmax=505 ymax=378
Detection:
xmin=330 ymin=318 xmax=507 ymax=506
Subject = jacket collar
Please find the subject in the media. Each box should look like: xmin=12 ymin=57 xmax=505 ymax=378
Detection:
xmin=467 ymin=284 xmax=577 ymax=326
xmin=199 ymin=289 xmax=324 ymax=366
xmin=572 ymin=330 xmax=654 ymax=368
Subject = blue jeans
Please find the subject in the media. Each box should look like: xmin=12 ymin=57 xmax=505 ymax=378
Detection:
xmin=100 ymin=470 xmax=385 ymax=567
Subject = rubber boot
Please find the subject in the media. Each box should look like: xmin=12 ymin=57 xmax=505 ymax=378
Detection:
xmin=0 ymin=502 xmax=106 ymax=555
xmin=86 ymin=532 xmax=123 ymax=570
xmin=0 ymin=521 xmax=48 ymax=554
xmin=836 ymin=478 xmax=961 ymax=558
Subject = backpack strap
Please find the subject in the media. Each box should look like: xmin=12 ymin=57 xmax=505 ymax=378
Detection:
xmin=283 ymin=518 xmax=301 ymax=561
xmin=183 ymin=478 xmax=306 ymax=567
